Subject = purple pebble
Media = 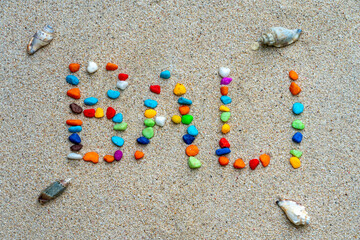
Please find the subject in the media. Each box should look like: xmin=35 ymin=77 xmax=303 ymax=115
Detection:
xmin=114 ymin=150 xmax=123 ymax=161
xmin=221 ymin=77 xmax=232 ymax=85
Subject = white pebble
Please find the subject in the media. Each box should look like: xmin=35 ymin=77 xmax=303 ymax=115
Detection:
xmin=87 ymin=61 xmax=98 ymax=73
xmin=67 ymin=153 xmax=83 ymax=160
xmin=116 ymin=81 xmax=129 ymax=90
xmin=155 ymin=116 xmax=166 ymax=127
xmin=219 ymin=67 xmax=230 ymax=78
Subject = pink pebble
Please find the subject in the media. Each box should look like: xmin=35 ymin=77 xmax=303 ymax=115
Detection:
xmin=221 ymin=77 xmax=232 ymax=85
xmin=114 ymin=150 xmax=123 ymax=161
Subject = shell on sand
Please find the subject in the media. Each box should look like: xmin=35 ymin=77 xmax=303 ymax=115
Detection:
xmin=276 ymin=198 xmax=310 ymax=226
xmin=252 ymin=27 xmax=302 ymax=50
xmin=27 ymin=25 xmax=54 ymax=55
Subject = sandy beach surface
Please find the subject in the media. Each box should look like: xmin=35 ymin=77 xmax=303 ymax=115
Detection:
xmin=0 ymin=1 xmax=359 ymax=239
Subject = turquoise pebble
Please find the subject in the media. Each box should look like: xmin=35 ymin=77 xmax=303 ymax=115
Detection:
xmin=84 ymin=97 xmax=98 ymax=105
xmin=221 ymin=96 xmax=232 ymax=105
xmin=112 ymin=113 xmax=123 ymax=123
xmin=68 ymin=126 xmax=82 ymax=133
xmin=66 ymin=75 xmax=79 ymax=85
xmin=107 ymin=90 xmax=120 ymax=99
xmin=111 ymin=136 xmax=124 ymax=147
xmin=178 ymin=97 xmax=192 ymax=105
xmin=187 ymin=125 xmax=198 ymax=136
xmin=144 ymin=99 xmax=158 ymax=108
xmin=160 ymin=70 xmax=171 ymax=79
xmin=292 ymin=102 xmax=304 ymax=115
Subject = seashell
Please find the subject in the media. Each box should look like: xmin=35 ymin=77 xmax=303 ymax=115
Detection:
xmin=276 ymin=198 xmax=310 ymax=226
xmin=251 ymin=27 xmax=302 ymax=50
xmin=38 ymin=178 xmax=71 ymax=205
xmin=27 ymin=25 xmax=54 ymax=55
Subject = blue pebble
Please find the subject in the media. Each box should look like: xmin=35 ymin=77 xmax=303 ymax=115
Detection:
xmin=292 ymin=132 xmax=303 ymax=143
xmin=183 ymin=134 xmax=195 ymax=145
xmin=107 ymin=89 xmax=120 ymax=99
xmin=68 ymin=126 xmax=82 ymax=133
xmin=215 ymin=148 xmax=231 ymax=156
xmin=84 ymin=97 xmax=98 ymax=106
xmin=187 ymin=125 xmax=198 ymax=136
xmin=69 ymin=133 xmax=81 ymax=144
xmin=137 ymin=137 xmax=150 ymax=145
xmin=160 ymin=70 xmax=171 ymax=79
xmin=112 ymin=113 xmax=123 ymax=123
xmin=178 ymin=97 xmax=192 ymax=105
xmin=144 ymin=99 xmax=158 ymax=108
xmin=111 ymin=136 xmax=124 ymax=147
xmin=221 ymin=96 xmax=232 ymax=105
xmin=292 ymin=102 xmax=304 ymax=115
xmin=66 ymin=75 xmax=79 ymax=85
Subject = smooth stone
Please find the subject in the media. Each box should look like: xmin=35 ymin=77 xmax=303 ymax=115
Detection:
xmin=111 ymin=136 xmax=124 ymax=147
xmin=220 ymin=77 xmax=232 ymax=85
xmin=173 ymin=83 xmax=187 ymax=96
xmin=116 ymin=81 xmax=129 ymax=90
xmin=155 ymin=116 xmax=166 ymax=127
xmin=187 ymin=125 xmax=198 ymax=136
xmin=69 ymin=133 xmax=81 ymax=144
xmin=114 ymin=122 xmax=127 ymax=131
xmin=142 ymin=127 xmax=154 ymax=139
xmin=70 ymin=144 xmax=83 ymax=151
xmin=112 ymin=113 xmax=123 ymax=123
xmin=160 ymin=70 xmax=171 ymax=79
xmin=292 ymin=119 xmax=305 ymax=130
xmin=178 ymin=97 xmax=192 ymax=105
xmin=181 ymin=115 xmax=193 ymax=125
xmin=219 ymin=67 xmax=230 ymax=78
xmin=107 ymin=89 xmax=120 ymax=99
xmin=183 ymin=134 xmax=195 ymax=145
xmin=67 ymin=153 xmax=82 ymax=160
xmin=215 ymin=148 xmax=231 ymax=156
xmin=188 ymin=156 xmax=202 ymax=169
xmin=95 ymin=108 xmax=104 ymax=118
xmin=292 ymin=102 xmax=304 ymax=115
xmin=87 ymin=61 xmax=98 ymax=73
xmin=290 ymin=149 xmax=303 ymax=158
xmin=137 ymin=137 xmax=150 ymax=145
xmin=69 ymin=103 xmax=83 ymax=114
xmin=114 ymin=150 xmax=123 ymax=161
xmin=219 ymin=105 xmax=230 ymax=112
xmin=292 ymin=132 xmax=303 ymax=143
xmin=84 ymin=97 xmax=98 ymax=106
xmin=221 ymin=96 xmax=232 ymax=105
xmin=221 ymin=112 xmax=231 ymax=122
xmin=66 ymin=75 xmax=79 ymax=85
xmin=144 ymin=118 xmax=155 ymax=127
xmin=144 ymin=99 xmax=158 ymax=108
xmin=68 ymin=126 xmax=82 ymax=133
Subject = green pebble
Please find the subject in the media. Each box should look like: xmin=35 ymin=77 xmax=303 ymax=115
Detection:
xmin=220 ymin=112 xmax=231 ymax=122
xmin=142 ymin=127 xmax=154 ymax=139
xmin=144 ymin=118 xmax=155 ymax=127
xmin=290 ymin=149 xmax=303 ymax=158
xmin=188 ymin=156 xmax=202 ymax=169
xmin=292 ymin=119 xmax=305 ymax=130
xmin=181 ymin=115 xmax=193 ymax=125
xmin=114 ymin=122 xmax=128 ymax=131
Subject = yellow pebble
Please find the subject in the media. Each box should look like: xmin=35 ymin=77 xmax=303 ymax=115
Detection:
xmin=95 ymin=108 xmax=104 ymax=118
xmin=219 ymin=105 xmax=230 ymax=112
xmin=171 ymin=115 xmax=181 ymax=124
xmin=222 ymin=124 xmax=230 ymax=134
xmin=144 ymin=109 xmax=157 ymax=118
xmin=290 ymin=157 xmax=301 ymax=169
xmin=173 ymin=83 xmax=186 ymax=96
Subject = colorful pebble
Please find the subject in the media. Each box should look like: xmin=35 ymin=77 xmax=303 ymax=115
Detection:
xmin=106 ymin=107 xmax=116 ymax=119
xmin=181 ymin=115 xmax=193 ymax=125
xmin=70 ymin=144 xmax=83 ymax=151
xmin=137 ymin=137 xmax=150 ymax=145
xmin=66 ymin=119 xmax=82 ymax=126
xmin=292 ymin=119 xmax=305 ymax=130
xmin=289 ymin=157 xmax=301 ymax=168
xmin=83 ymin=152 xmax=99 ymax=163
xmin=66 ymin=75 xmax=79 ymax=85
xmin=84 ymin=97 xmax=98 ymax=106
xmin=118 ymin=73 xmax=128 ymax=81
xmin=155 ymin=116 xmax=166 ymax=127
xmin=249 ymin=159 xmax=260 ymax=170
xmin=134 ymin=151 xmax=144 ymax=160
xmin=95 ymin=108 xmax=104 ymax=118
xmin=187 ymin=125 xmax=198 ymax=136
xmin=160 ymin=70 xmax=171 ymax=79
xmin=69 ymin=103 xmax=83 ymax=114
xmin=84 ymin=109 xmax=95 ymax=118
xmin=67 ymin=153 xmax=82 ymax=160
xmin=220 ymin=112 xmax=231 ymax=122
xmin=116 ymin=81 xmax=129 ymax=90
xmin=67 ymin=88 xmax=81 ymax=99
xmin=220 ymin=77 xmax=232 ymax=85
xmin=114 ymin=150 xmax=123 ymax=161
xmin=69 ymin=133 xmax=81 ymax=144
xmin=112 ymin=113 xmax=123 ymax=123
xmin=107 ymin=89 xmax=120 ymax=99
xmin=220 ymin=96 xmax=232 ymax=105
xmin=142 ymin=127 xmax=154 ymax=139
xmin=87 ymin=61 xmax=98 ymax=73
xmin=219 ymin=138 xmax=230 ymax=148
xmin=233 ymin=158 xmax=245 ymax=169
xmin=186 ymin=145 xmax=199 ymax=156
xmin=219 ymin=105 xmax=230 ymax=112
xmin=111 ymin=136 xmax=124 ymax=147
xmin=68 ymin=126 xmax=82 ymax=133
xmin=171 ymin=115 xmax=181 ymax=124
xmin=150 ymin=85 xmax=161 ymax=94
xmin=179 ymin=106 xmax=190 ymax=115
xmin=114 ymin=122 xmax=128 ymax=131
xmin=173 ymin=83 xmax=187 ymax=96
xmin=183 ymin=134 xmax=195 ymax=145
xmin=221 ymin=124 xmax=230 ymax=134
xmin=219 ymin=67 xmax=230 ymax=78
xmin=104 ymin=155 xmax=115 ymax=163
xmin=144 ymin=118 xmax=156 ymax=127
xmin=218 ymin=156 xmax=229 ymax=166
xmin=144 ymin=99 xmax=158 ymax=108
xmin=289 ymin=70 xmax=298 ymax=80
xmin=215 ymin=148 xmax=231 ymax=156
xmin=69 ymin=63 xmax=80 ymax=73
xmin=144 ymin=109 xmax=157 ymax=118
xmin=188 ymin=156 xmax=202 ymax=169
xmin=292 ymin=132 xmax=303 ymax=143
xmin=178 ymin=97 xmax=192 ymax=105
xmin=259 ymin=154 xmax=271 ymax=167
xmin=290 ymin=149 xmax=303 ymax=158
xmin=220 ymin=86 xmax=228 ymax=96
xmin=106 ymin=63 xmax=118 ymax=71
xmin=289 ymin=82 xmax=301 ymax=95
xmin=292 ymin=102 xmax=304 ymax=115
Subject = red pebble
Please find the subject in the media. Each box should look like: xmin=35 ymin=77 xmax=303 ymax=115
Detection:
xmin=219 ymin=138 xmax=230 ymax=148
xmin=150 ymin=85 xmax=161 ymax=94
xmin=249 ymin=159 xmax=260 ymax=170
xmin=84 ymin=109 xmax=95 ymax=118
xmin=118 ymin=73 xmax=128 ymax=81
xmin=106 ymin=107 xmax=116 ymax=119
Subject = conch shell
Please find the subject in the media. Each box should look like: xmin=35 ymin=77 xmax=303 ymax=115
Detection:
xmin=251 ymin=27 xmax=302 ymax=50
xmin=27 ymin=25 xmax=54 ymax=55
xmin=276 ymin=198 xmax=310 ymax=226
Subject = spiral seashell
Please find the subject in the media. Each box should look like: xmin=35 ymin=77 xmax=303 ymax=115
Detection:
xmin=27 ymin=25 xmax=54 ymax=55
xmin=251 ymin=27 xmax=302 ymax=50
xmin=38 ymin=178 xmax=71 ymax=205
xmin=276 ymin=198 xmax=310 ymax=226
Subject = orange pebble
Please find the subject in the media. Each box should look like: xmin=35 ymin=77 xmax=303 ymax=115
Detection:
xmin=218 ymin=156 xmax=229 ymax=166
xmin=220 ymin=86 xmax=228 ymax=96
xmin=134 ymin=151 xmax=144 ymax=160
xmin=185 ymin=145 xmax=199 ymax=156
xmin=179 ymin=106 xmax=190 ymax=115
xmin=67 ymin=88 xmax=81 ymax=99
xmin=289 ymin=70 xmax=298 ymax=80
xmin=104 ymin=155 xmax=115 ymax=163
xmin=66 ymin=119 xmax=83 ymax=126
xmin=259 ymin=154 xmax=270 ymax=167
xmin=69 ymin=63 xmax=80 ymax=73
xmin=233 ymin=158 xmax=246 ymax=169
xmin=83 ymin=152 xmax=99 ymax=164
xmin=106 ymin=63 xmax=118 ymax=71
xmin=289 ymin=82 xmax=301 ymax=95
